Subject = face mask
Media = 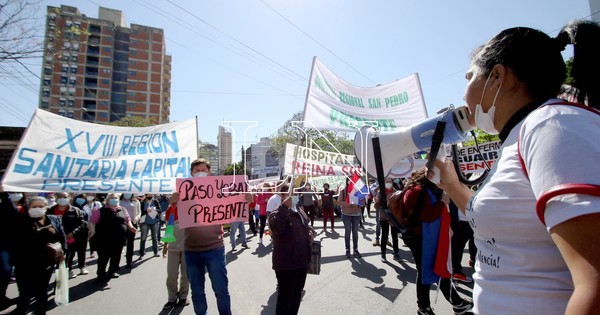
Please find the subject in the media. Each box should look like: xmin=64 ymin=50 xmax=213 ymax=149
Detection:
xmin=146 ymin=196 xmax=152 ymax=200
xmin=75 ymin=198 xmax=86 ymax=206
xmin=193 ymin=172 xmax=208 ymax=177
xmin=86 ymin=196 xmax=95 ymax=202
xmin=108 ymin=198 xmax=119 ymax=207
xmin=385 ymin=183 xmax=393 ymax=189
xmin=123 ymin=193 xmax=132 ymax=199
xmin=474 ymin=71 xmax=502 ymax=135
xmin=8 ymin=193 xmax=23 ymax=202
xmin=28 ymin=207 xmax=46 ymax=219
xmin=57 ymin=198 xmax=69 ymax=206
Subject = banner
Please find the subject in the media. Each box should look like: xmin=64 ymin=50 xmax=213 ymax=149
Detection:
xmin=302 ymin=57 xmax=428 ymax=132
xmin=1 ymin=109 xmax=197 ymax=193
xmin=283 ymin=143 xmax=361 ymax=177
xmin=175 ymin=175 xmax=249 ymax=228
xmin=456 ymin=140 xmax=501 ymax=174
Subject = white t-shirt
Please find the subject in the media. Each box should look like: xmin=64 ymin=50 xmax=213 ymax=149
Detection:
xmin=266 ymin=194 xmax=282 ymax=213
xmin=468 ymin=100 xmax=600 ymax=315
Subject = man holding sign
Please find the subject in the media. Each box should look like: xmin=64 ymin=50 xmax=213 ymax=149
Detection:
xmin=169 ymin=158 xmax=233 ymax=315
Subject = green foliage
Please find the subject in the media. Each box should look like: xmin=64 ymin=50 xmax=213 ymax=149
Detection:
xmin=107 ymin=115 xmax=156 ymax=127
xmin=270 ymin=111 xmax=354 ymax=158
xmin=223 ymin=162 xmax=250 ymax=176
xmin=461 ymin=129 xmax=500 ymax=147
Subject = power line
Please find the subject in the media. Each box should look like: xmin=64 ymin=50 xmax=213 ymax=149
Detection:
xmin=258 ymin=0 xmax=376 ymax=85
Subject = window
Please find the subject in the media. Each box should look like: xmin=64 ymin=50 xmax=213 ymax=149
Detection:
xmin=101 ymin=101 xmax=109 ymax=106
xmin=71 ymin=56 xmax=77 ymax=62
xmin=128 ymin=92 xmax=136 ymax=97
xmin=102 ymin=79 xmax=110 ymax=84
xmin=43 ymin=89 xmax=50 ymax=97
xmin=59 ymin=99 xmax=66 ymax=106
xmin=130 ymin=60 xmax=137 ymax=65
xmin=67 ymin=100 xmax=75 ymax=107
xmin=44 ymin=67 xmax=52 ymax=75
xmin=128 ymin=81 xmax=135 ymax=87
xmin=103 ymin=47 xmax=112 ymax=52
xmin=60 ymin=76 xmax=68 ymax=84
xmin=68 ymin=87 xmax=76 ymax=96
xmin=61 ymin=64 xmax=68 ymax=72
xmin=102 ymin=69 xmax=111 ymax=74
xmin=129 ymin=70 xmax=136 ymax=76
xmin=69 ymin=76 xmax=76 ymax=85
xmin=102 ymin=90 xmax=109 ymax=96
xmin=103 ymin=57 xmax=111 ymax=63
xmin=63 ymin=55 xmax=70 ymax=61
xmin=41 ymin=100 xmax=49 ymax=108
xmin=70 ymin=67 xmax=77 ymax=73
xmin=99 ymin=112 xmax=108 ymax=118
xmin=127 ymin=102 xmax=135 ymax=108
xmin=130 ymin=49 xmax=137 ymax=55
xmin=73 ymin=43 xmax=79 ymax=51
xmin=60 ymin=87 xmax=67 ymax=94
xmin=43 ymin=78 xmax=51 ymax=86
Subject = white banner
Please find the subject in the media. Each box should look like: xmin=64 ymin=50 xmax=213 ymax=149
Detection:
xmin=302 ymin=57 xmax=428 ymax=132
xmin=1 ymin=109 xmax=198 ymax=194
xmin=251 ymin=166 xmax=279 ymax=176
xmin=283 ymin=143 xmax=361 ymax=177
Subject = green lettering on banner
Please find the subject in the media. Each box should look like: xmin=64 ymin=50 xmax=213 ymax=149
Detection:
xmin=384 ymin=91 xmax=410 ymax=107
xmin=368 ymin=98 xmax=381 ymax=108
xmin=329 ymin=108 xmax=395 ymax=131
xmin=338 ymin=91 xmax=365 ymax=108
xmin=314 ymin=75 xmax=337 ymax=99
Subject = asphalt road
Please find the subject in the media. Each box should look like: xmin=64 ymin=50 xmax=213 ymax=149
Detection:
xmin=3 ymin=213 xmax=473 ymax=315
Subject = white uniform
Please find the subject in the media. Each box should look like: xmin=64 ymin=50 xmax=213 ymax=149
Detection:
xmin=468 ymin=99 xmax=600 ymax=315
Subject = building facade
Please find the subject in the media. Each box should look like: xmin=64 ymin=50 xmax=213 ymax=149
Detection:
xmin=217 ymin=126 xmax=232 ymax=175
xmin=40 ymin=5 xmax=171 ymax=124
xmin=249 ymin=137 xmax=279 ymax=179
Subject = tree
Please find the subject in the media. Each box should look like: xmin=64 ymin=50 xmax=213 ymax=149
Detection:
xmin=270 ymin=111 xmax=354 ymax=158
xmin=0 ymin=0 xmax=42 ymax=64
xmin=223 ymin=162 xmax=250 ymax=176
xmin=106 ymin=115 xmax=156 ymax=127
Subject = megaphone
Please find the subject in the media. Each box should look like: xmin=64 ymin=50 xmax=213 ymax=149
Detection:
xmin=161 ymin=213 xmax=176 ymax=243
xmin=354 ymin=106 xmax=473 ymax=178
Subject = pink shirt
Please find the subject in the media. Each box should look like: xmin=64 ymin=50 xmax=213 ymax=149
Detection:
xmin=89 ymin=206 xmax=131 ymax=224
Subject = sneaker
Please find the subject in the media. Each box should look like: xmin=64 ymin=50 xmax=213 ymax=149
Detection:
xmin=381 ymin=255 xmax=387 ymax=263
xmin=259 ymin=238 xmax=263 ymax=244
xmin=125 ymin=263 xmax=132 ymax=268
xmin=373 ymin=239 xmax=380 ymax=246
xmin=353 ymin=250 xmax=361 ymax=258
xmin=70 ymin=270 xmax=78 ymax=279
xmin=176 ymin=299 xmax=190 ymax=306
xmin=452 ymin=272 xmax=473 ymax=283
xmin=345 ymin=250 xmax=351 ymax=259
xmin=393 ymin=253 xmax=401 ymax=261
xmin=417 ymin=307 xmax=436 ymax=315
xmin=241 ymin=243 xmax=249 ymax=249
xmin=231 ymin=247 xmax=237 ymax=252
xmin=79 ymin=268 xmax=90 ymax=275
xmin=109 ymin=273 xmax=120 ymax=279
xmin=163 ymin=301 xmax=177 ymax=310
xmin=453 ymin=300 xmax=473 ymax=315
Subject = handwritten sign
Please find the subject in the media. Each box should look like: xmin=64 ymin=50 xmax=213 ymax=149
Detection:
xmin=176 ymin=175 xmax=249 ymax=228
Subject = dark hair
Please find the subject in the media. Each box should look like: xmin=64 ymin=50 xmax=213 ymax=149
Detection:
xmin=190 ymin=157 xmax=211 ymax=173
xmin=403 ymin=168 xmax=427 ymax=192
xmin=279 ymin=184 xmax=290 ymax=193
xmin=472 ymin=20 xmax=600 ymax=108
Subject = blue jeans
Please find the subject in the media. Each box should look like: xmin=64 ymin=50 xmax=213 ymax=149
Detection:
xmin=375 ymin=208 xmax=381 ymax=240
xmin=139 ymin=222 xmax=159 ymax=256
xmin=342 ymin=215 xmax=361 ymax=251
xmin=185 ymin=247 xmax=231 ymax=315
xmin=229 ymin=221 xmax=247 ymax=248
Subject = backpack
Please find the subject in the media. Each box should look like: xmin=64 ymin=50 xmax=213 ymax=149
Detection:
xmin=387 ymin=186 xmax=427 ymax=238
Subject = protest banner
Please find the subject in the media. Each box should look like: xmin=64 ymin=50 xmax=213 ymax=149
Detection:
xmin=283 ymin=143 xmax=361 ymax=178
xmin=176 ymin=175 xmax=249 ymax=228
xmin=1 ymin=109 xmax=197 ymax=193
xmin=455 ymin=140 xmax=501 ymax=174
xmin=302 ymin=57 xmax=428 ymax=132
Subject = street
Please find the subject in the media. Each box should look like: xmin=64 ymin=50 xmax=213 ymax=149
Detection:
xmin=3 ymin=213 xmax=473 ymax=315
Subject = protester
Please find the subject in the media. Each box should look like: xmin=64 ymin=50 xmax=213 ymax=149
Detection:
xmin=48 ymin=192 xmax=89 ymax=278
xmin=0 ymin=193 xmax=17 ymax=311
xmin=158 ymin=194 xmax=171 ymax=240
xmin=320 ymin=183 xmax=336 ymax=233
xmin=12 ymin=196 xmax=66 ymax=315
xmin=396 ymin=168 xmax=473 ymax=315
xmin=7 ymin=192 xmax=25 ymax=214
xmin=268 ymin=184 xmax=313 ymax=315
xmin=83 ymin=193 xmax=102 ymax=258
xmin=89 ymin=193 xmax=137 ymax=282
xmin=265 ymin=183 xmax=285 ymax=240
xmin=247 ymin=188 xmax=258 ymax=235
xmin=298 ymin=183 xmax=318 ymax=227
xmin=120 ymin=193 xmax=141 ymax=268
xmin=170 ymin=158 xmax=231 ymax=315
xmin=449 ymin=201 xmax=476 ymax=283
xmin=161 ymin=203 xmax=190 ymax=310
xmin=375 ymin=177 xmax=400 ymax=262
xmin=255 ymin=183 xmax=273 ymax=244
xmin=431 ymin=20 xmax=600 ymax=315
xmin=338 ymin=184 xmax=362 ymax=259
xmin=139 ymin=193 xmax=162 ymax=259
xmin=229 ymin=193 xmax=253 ymax=251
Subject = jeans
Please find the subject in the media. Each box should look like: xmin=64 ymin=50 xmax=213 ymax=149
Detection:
xmin=185 ymin=247 xmax=231 ymax=315
xmin=248 ymin=209 xmax=257 ymax=234
xmin=139 ymin=222 xmax=159 ymax=256
xmin=229 ymin=221 xmax=247 ymax=248
xmin=375 ymin=208 xmax=381 ymax=240
xmin=0 ymin=249 xmax=10 ymax=298
xmin=342 ymin=214 xmax=360 ymax=251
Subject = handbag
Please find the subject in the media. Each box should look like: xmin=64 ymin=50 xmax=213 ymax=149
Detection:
xmin=55 ymin=260 xmax=69 ymax=305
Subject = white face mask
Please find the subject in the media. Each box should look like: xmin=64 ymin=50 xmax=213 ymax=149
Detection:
xmin=29 ymin=207 xmax=46 ymax=219
xmin=86 ymin=196 xmax=95 ymax=202
xmin=57 ymin=197 xmax=69 ymax=206
xmin=193 ymin=172 xmax=208 ymax=177
xmin=474 ymin=71 xmax=502 ymax=135
xmin=385 ymin=183 xmax=393 ymax=189
xmin=8 ymin=193 xmax=23 ymax=202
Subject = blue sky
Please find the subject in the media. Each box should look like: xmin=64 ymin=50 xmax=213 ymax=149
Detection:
xmin=0 ymin=0 xmax=594 ymax=160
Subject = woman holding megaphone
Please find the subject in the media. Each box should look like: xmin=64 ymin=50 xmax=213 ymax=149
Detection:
xmin=430 ymin=20 xmax=600 ymax=315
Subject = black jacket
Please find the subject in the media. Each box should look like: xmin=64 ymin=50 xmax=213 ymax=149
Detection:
xmin=48 ymin=204 xmax=87 ymax=237
xmin=268 ymin=204 xmax=311 ymax=271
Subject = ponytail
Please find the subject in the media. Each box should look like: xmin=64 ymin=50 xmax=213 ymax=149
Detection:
xmin=557 ymin=20 xmax=600 ymax=109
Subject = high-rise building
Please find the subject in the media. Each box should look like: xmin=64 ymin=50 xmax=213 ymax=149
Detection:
xmin=40 ymin=5 xmax=171 ymax=124
xmin=217 ymin=126 xmax=232 ymax=175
